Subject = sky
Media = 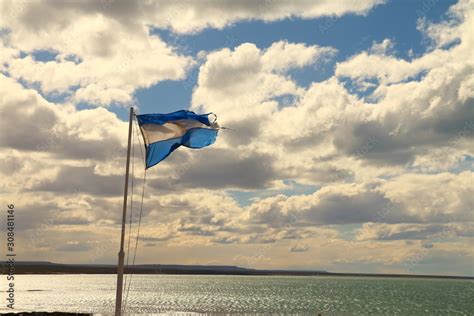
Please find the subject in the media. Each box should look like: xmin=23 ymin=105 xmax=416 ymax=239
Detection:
xmin=0 ymin=0 xmax=473 ymax=276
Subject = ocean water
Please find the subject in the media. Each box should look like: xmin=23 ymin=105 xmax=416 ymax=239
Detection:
xmin=0 ymin=274 xmax=473 ymax=315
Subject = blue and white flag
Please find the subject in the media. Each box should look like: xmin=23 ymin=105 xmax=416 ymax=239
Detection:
xmin=136 ymin=110 xmax=219 ymax=169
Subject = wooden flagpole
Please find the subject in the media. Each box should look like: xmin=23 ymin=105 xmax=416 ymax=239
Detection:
xmin=115 ymin=106 xmax=134 ymax=315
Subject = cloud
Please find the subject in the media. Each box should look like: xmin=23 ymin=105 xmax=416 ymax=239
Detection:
xmin=245 ymin=185 xmax=391 ymax=227
xmin=330 ymin=2 xmax=474 ymax=167
xmin=289 ymin=244 xmax=309 ymax=252
xmin=0 ymin=74 xmax=59 ymax=151
xmin=0 ymin=0 xmax=384 ymax=34
xmin=0 ymin=74 xmax=128 ymax=163
xmin=0 ymin=155 xmax=25 ymax=175
xmin=31 ymin=166 xmax=123 ymax=196
xmin=332 ymin=10 xmax=473 ymax=166
xmin=356 ymin=223 xmax=474 ymax=241
xmin=1 ymin=0 xmax=473 ymax=276
xmin=417 ymin=0 xmax=472 ymax=49
xmin=192 ymin=41 xmax=335 ymax=124
xmin=245 ymin=171 xmax=473 ymax=226
xmin=56 ymin=241 xmax=92 ymax=252
xmin=379 ymin=171 xmax=473 ymax=222
xmin=192 ymin=26 xmax=472 ymax=181
xmin=336 ymin=0 xmax=474 ymax=85
xmin=149 ymin=148 xmax=276 ymax=190
xmin=0 ymin=0 xmax=379 ymax=106
xmin=2 ymin=21 xmax=193 ymax=106
xmin=187 ymin=41 xmax=343 ymax=189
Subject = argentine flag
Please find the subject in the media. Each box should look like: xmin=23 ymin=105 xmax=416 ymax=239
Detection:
xmin=136 ymin=110 xmax=220 ymax=169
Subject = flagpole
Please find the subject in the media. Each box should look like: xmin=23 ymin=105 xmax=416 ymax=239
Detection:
xmin=115 ymin=106 xmax=134 ymax=316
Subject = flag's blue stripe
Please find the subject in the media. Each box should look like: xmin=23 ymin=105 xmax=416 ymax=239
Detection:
xmin=146 ymin=137 xmax=181 ymax=169
xmin=181 ymin=127 xmax=218 ymax=148
xmin=137 ymin=110 xmax=213 ymax=126
xmin=146 ymin=127 xmax=218 ymax=169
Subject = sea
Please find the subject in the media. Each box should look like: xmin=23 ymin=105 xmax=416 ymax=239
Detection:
xmin=0 ymin=274 xmax=473 ymax=315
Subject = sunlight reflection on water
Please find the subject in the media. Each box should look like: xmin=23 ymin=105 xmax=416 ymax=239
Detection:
xmin=0 ymin=274 xmax=473 ymax=315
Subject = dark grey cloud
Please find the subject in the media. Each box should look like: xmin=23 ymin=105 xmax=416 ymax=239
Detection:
xmin=17 ymin=0 xmax=144 ymax=32
xmin=177 ymin=223 xmax=215 ymax=236
xmin=289 ymin=244 xmax=309 ymax=252
xmin=294 ymin=164 xmax=355 ymax=184
xmin=140 ymin=235 xmax=173 ymax=243
xmin=10 ymin=0 xmax=381 ymax=35
xmin=180 ymin=149 xmax=274 ymax=189
xmin=2 ymin=197 xmax=91 ymax=232
xmin=210 ymin=226 xmax=313 ymax=245
xmin=285 ymin=130 xmax=328 ymax=150
xmin=148 ymin=148 xmax=276 ymax=190
xmin=0 ymin=156 xmax=26 ymax=175
xmin=333 ymin=67 xmax=474 ymax=167
xmin=53 ymin=137 xmax=125 ymax=161
xmin=0 ymin=94 xmax=58 ymax=151
xmin=422 ymin=242 xmax=434 ymax=249
xmin=247 ymin=190 xmax=406 ymax=227
xmin=220 ymin=118 xmax=262 ymax=147
xmin=81 ymin=196 xmax=124 ymax=224
xmin=1 ymin=200 xmax=96 ymax=253
xmin=0 ymin=88 xmax=126 ymax=161
xmin=211 ymin=235 xmax=241 ymax=244
xmin=372 ymin=225 xmax=448 ymax=241
xmin=10 ymin=202 xmax=58 ymax=232
xmin=56 ymin=242 xmax=91 ymax=252
xmin=31 ymin=166 xmax=123 ymax=196
xmin=307 ymin=191 xmax=394 ymax=224
xmin=247 ymin=173 xmax=473 ymax=228
xmin=333 ymin=120 xmax=416 ymax=165
xmin=431 ymin=99 xmax=474 ymax=136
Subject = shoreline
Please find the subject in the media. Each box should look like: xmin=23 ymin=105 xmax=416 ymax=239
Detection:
xmin=3 ymin=271 xmax=474 ymax=280
xmin=0 ymin=262 xmax=472 ymax=280
xmin=1 ymin=313 xmax=92 ymax=316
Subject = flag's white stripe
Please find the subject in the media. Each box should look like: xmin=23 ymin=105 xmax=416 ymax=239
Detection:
xmin=140 ymin=119 xmax=210 ymax=146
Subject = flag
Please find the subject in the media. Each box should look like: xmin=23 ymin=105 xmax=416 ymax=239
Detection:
xmin=136 ymin=110 xmax=219 ymax=169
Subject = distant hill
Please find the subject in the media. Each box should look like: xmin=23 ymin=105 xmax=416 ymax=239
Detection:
xmin=1 ymin=261 xmax=472 ymax=280
xmin=0 ymin=261 xmax=325 ymax=276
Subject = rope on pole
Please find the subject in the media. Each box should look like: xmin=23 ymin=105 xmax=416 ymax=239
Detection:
xmin=123 ymin=114 xmax=148 ymax=313
xmin=123 ymin=117 xmax=135 ymax=310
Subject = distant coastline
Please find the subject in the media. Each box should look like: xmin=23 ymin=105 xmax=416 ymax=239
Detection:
xmin=1 ymin=261 xmax=472 ymax=280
